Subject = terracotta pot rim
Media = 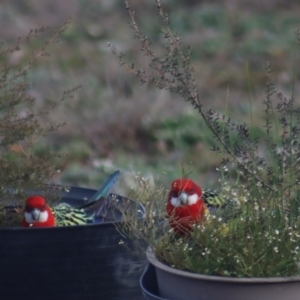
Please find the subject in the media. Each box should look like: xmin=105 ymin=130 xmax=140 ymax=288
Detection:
xmin=146 ymin=247 xmax=300 ymax=283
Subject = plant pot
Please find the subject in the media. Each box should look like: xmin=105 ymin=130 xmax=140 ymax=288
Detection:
xmin=146 ymin=247 xmax=300 ymax=300
xmin=0 ymin=187 xmax=146 ymax=300
xmin=140 ymin=263 xmax=167 ymax=300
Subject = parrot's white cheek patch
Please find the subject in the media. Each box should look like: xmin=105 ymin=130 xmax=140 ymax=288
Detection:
xmin=38 ymin=211 xmax=49 ymax=222
xmin=187 ymin=194 xmax=198 ymax=205
xmin=170 ymin=194 xmax=199 ymax=207
xmin=24 ymin=212 xmax=33 ymax=223
xmin=24 ymin=211 xmax=49 ymax=223
xmin=170 ymin=197 xmax=181 ymax=207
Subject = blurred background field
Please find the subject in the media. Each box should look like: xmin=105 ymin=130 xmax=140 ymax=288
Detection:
xmin=1 ymin=0 xmax=300 ymax=192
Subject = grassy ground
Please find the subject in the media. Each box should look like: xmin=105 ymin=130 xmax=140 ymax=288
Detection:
xmin=1 ymin=0 xmax=300 ymax=193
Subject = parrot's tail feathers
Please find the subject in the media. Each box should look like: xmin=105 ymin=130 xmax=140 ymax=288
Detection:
xmin=80 ymin=170 xmax=121 ymax=209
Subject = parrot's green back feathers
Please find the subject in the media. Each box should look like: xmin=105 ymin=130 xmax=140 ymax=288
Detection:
xmin=202 ymin=189 xmax=240 ymax=221
xmin=52 ymin=203 xmax=94 ymax=226
xmin=202 ymin=189 xmax=227 ymax=208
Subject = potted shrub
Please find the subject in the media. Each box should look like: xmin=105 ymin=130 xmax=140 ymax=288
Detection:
xmin=109 ymin=1 xmax=300 ymax=299
xmin=1 ymin=188 xmax=146 ymax=300
xmin=0 ymin=23 xmax=146 ymax=299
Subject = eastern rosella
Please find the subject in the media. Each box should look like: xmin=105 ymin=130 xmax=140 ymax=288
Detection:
xmin=166 ymin=178 xmax=233 ymax=235
xmin=166 ymin=178 xmax=207 ymax=235
xmin=21 ymin=170 xmax=120 ymax=227
xmin=22 ymin=195 xmax=56 ymax=227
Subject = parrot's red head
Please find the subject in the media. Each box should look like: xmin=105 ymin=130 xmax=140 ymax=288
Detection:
xmin=21 ymin=196 xmax=56 ymax=227
xmin=166 ymin=178 xmax=206 ymax=235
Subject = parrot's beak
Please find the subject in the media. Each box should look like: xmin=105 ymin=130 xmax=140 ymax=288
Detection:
xmin=178 ymin=192 xmax=189 ymax=205
xmin=31 ymin=208 xmax=41 ymax=221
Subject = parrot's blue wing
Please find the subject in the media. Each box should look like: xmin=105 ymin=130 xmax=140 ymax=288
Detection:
xmin=79 ymin=170 xmax=120 ymax=209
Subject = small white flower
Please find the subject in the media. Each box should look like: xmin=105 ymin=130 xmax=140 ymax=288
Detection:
xmin=119 ymin=239 xmax=124 ymax=245
xmin=275 ymin=230 xmax=279 ymax=235
xmin=205 ymin=248 xmax=211 ymax=254
xmin=273 ymin=247 xmax=278 ymax=253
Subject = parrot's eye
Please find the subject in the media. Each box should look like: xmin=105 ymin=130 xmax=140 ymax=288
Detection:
xmin=170 ymin=191 xmax=178 ymax=197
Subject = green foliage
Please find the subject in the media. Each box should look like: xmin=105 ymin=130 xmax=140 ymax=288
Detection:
xmin=156 ymin=114 xmax=215 ymax=151
xmin=155 ymin=181 xmax=300 ymax=277
xmin=110 ymin=0 xmax=300 ymax=278
xmin=155 ymin=112 xmax=266 ymax=154
xmin=3 ymin=0 xmax=300 ymax=189
xmin=0 ymin=22 xmax=75 ymax=226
